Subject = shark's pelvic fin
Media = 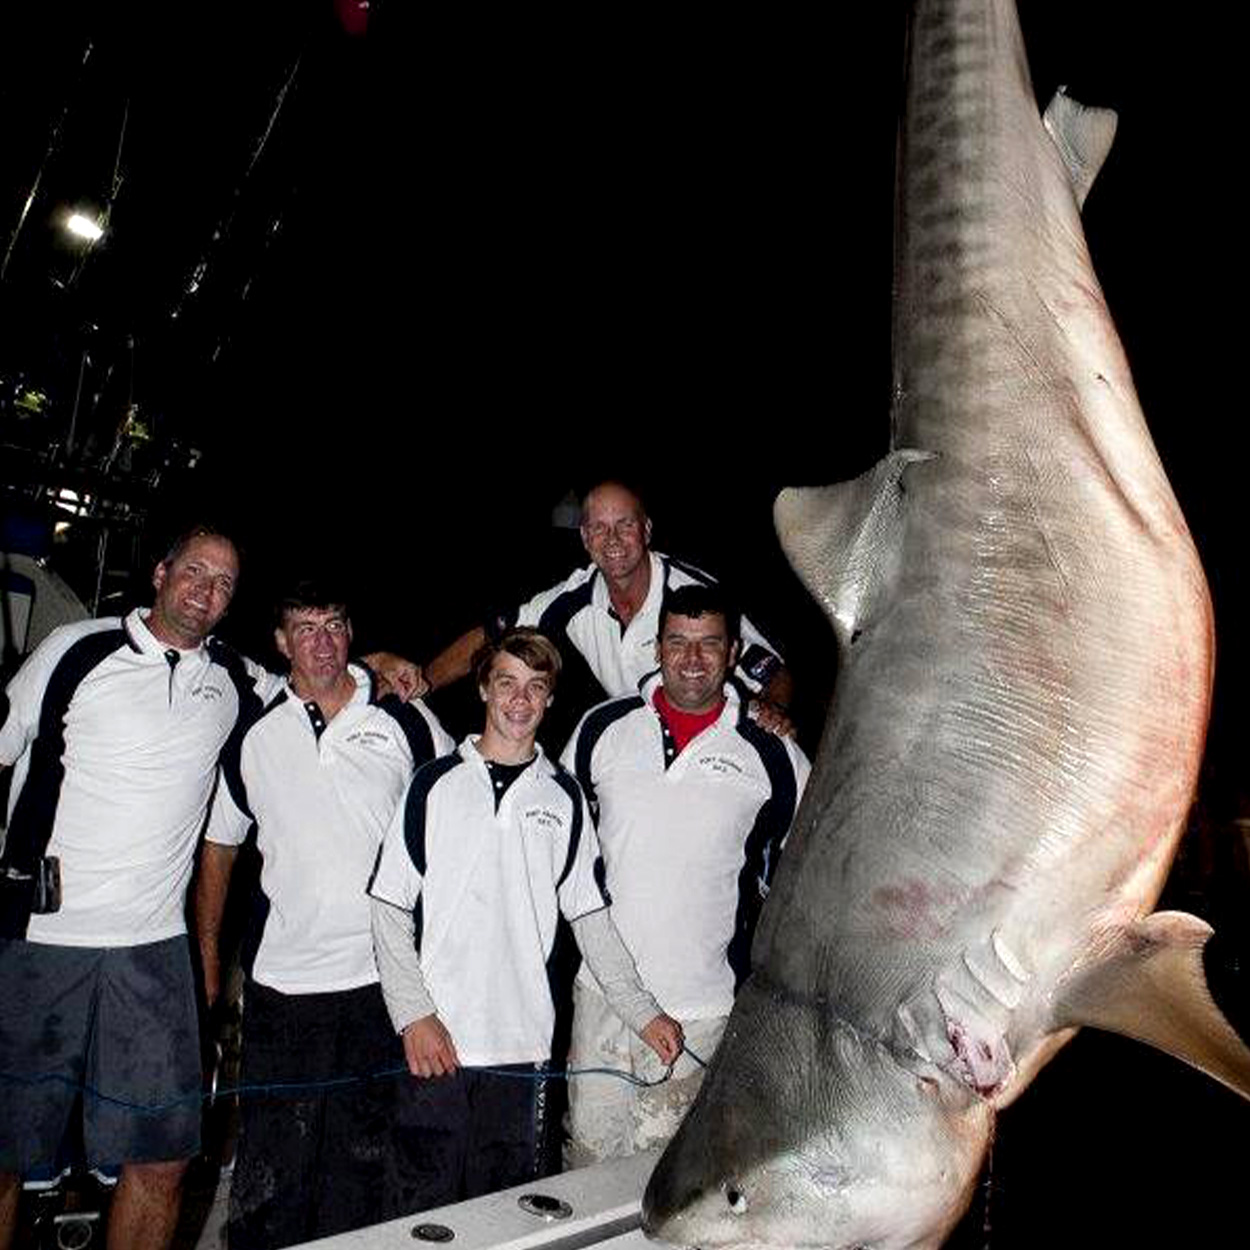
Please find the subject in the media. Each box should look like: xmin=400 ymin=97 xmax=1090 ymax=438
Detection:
xmin=1042 ymin=86 xmax=1118 ymax=211
xmin=774 ymin=450 xmax=934 ymax=651
xmin=1053 ymin=910 xmax=1250 ymax=1099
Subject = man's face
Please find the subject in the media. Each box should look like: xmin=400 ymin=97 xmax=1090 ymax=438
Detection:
xmin=149 ymin=535 xmax=239 ymax=648
xmin=658 ymin=611 xmax=738 ymax=714
xmin=580 ymin=485 xmax=651 ymax=582
xmin=275 ymin=606 xmax=352 ymax=693
xmin=480 ymin=650 xmax=553 ymax=749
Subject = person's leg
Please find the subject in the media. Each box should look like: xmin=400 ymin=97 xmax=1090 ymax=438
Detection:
xmin=464 ymin=1065 xmax=550 ymax=1200
xmin=314 ymin=984 xmax=407 ymax=1237
xmin=563 ymin=981 xmax=637 ymax=1167
xmin=629 ymin=1014 xmax=726 ymax=1154
xmin=107 ymin=1158 xmax=189 ymax=1250
xmin=0 ymin=1172 xmax=19 ymax=1250
xmin=227 ymin=982 xmax=332 ymax=1250
xmin=87 ymin=941 xmax=201 ymax=1248
xmin=391 ymin=1070 xmax=471 ymax=1213
xmin=0 ymin=940 xmax=101 ymax=1244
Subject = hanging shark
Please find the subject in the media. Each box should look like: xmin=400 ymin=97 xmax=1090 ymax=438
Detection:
xmin=642 ymin=1 xmax=1249 ymax=1246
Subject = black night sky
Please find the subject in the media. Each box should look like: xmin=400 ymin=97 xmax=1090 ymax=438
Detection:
xmin=3 ymin=3 xmax=1243 ymax=759
xmin=1 ymin=3 xmax=1246 ymax=1238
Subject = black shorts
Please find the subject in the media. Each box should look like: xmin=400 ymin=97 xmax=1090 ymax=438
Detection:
xmin=0 ymin=936 xmax=202 ymax=1173
xmin=391 ymin=1059 xmax=554 ymax=1212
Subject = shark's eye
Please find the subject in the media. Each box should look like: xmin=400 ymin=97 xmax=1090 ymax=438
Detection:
xmin=725 ymin=1186 xmax=748 ymax=1216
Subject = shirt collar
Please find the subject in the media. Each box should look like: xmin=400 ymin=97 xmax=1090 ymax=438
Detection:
xmin=284 ymin=661 xmax=371 ymax=708
xmin=125 ymin=607 xmax=207 ymax=660
xmin=460 ymin=734 xmax=547 ymax=776
xmin=639 ymin=669 xmax=741 ymax=716
xmin=591 ymin=550 xmax=664 ymax=616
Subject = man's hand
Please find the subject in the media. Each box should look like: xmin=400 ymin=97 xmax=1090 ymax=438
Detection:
xmin=364 ymin=653 xmax=429 ymax=702
xmin=402 ymin=1013 xmax=460 ymax=1078
xmin=640 ymin=1013 xmax=685 ymax=1067
xmin=749 ymin=697 xmax=795 ymax=738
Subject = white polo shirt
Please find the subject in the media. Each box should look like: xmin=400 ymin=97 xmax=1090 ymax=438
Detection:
xmin=369 ymin=737 xmax=607 ymax=1066
xmin=506 ymin=552 xmax=783 ymax=698
xmin=562 ymin=675 xmax=809 ymax=1019
xmin=0 ymin=609 xmax=273 ymax=947
xmin=206 ymin=664 xmax=453 ymax=994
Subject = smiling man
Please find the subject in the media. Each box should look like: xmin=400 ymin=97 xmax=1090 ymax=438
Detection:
xmin=560 ymin=584 xmax=810 ymax=1165
xmin=195 ymin=580 xmax=452 ymax=1250
xmin=368 ymin=627 xmax=683 ymax=1209
xmin=0 ymin=526 xmax=263 ymax=1250
xmin=423 ymin=481 xmax=795 ymax=734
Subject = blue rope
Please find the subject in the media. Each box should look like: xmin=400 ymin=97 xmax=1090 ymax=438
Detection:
xmin=0 ymin=1045 xmax=710 ymax=1118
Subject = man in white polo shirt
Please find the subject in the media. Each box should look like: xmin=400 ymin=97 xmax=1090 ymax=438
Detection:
xmin=561 ymin=583 xmax=810 ymax=1165
xmin=369 ymin=627 xmax=683 ymax=1209
xmin=422 ymin=481 xmax=795 ymax=734
xmin=195 ymin=580 xmax=453 ymax=1250
xmin=0 ymin=526 xmax=261 ymax=1250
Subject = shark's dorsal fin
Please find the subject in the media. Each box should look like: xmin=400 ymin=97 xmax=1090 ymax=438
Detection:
xmin=774 ymin=451 xmax=934 ymax=651
xmin=1042 ymin=86 xmax=1118 ymax=210
xmin=1053 ymin=911 xmax=1250 ymax=1099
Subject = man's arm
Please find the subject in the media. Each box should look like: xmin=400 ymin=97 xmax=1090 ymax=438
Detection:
xmin=751 ymin=664 xmax=796 ymax=737
xmin=0 ymin=623 xmax=99 ymax=767
xmin=425 ymin=568 xmax=588 ymax=692
xmin=763 ymin=665 xmax=794 ymax=714
xmin=194 ymin=842 xmax=238 ymax=1007
xmin=423 ymin=626 xmax=486 ymax=693
xmin=370 ymin=897 xmax=460 ymax=1077
xmin=734 ymin=605 xmax=796 ymax=736
xmin=572 ymin=908 xmax=683 ymax=1066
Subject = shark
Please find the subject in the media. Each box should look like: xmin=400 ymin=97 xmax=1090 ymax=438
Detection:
xmin=642 ymin=2 xmax=1250 ymax=1246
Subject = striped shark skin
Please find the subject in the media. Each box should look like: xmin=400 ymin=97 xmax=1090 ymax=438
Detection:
xmin=642 ymin=2 xmax=1249 ymax=1247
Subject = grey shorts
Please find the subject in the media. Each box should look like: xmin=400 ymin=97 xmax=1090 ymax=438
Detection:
xmin=0 ymin=936 xmax=202 ymax=1174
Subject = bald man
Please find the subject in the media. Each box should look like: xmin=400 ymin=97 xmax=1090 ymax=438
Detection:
xmin=424 ymin=482 xmax=793 ymax=733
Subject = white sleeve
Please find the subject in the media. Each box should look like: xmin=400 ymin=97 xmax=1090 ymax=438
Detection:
xmin=0 ymin=622 xmax=106 ymax=766
xmin=558 ymin=714 xmax=587 ymax=776
xmin=416 ymin=700 xmax=456 ymax=759
xmin=735 ymin=610 xmax=785 ymax=693
xmin=739 ymin=610 xmax=782 ymax=662
xmin=556 ymin=783 xmax=610 ymax=922
xmin=511 ymin=566 xmax=593 ymax=629
xmin=244 ymin=657 xmax=284 ymax=704
xmin=368 ymin=783 xmax=424 ymax=911
xmin=789 ymin=739 xmax=812 ymax=807
xmin=204 ymin=768 xmax=252 ymax=847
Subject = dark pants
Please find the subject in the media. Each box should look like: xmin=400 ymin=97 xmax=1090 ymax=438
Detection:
xmin=395 ymin=1061 xmax=553 ymax=1212
xmin=228 ymin=980 xmax=425 ymax=1250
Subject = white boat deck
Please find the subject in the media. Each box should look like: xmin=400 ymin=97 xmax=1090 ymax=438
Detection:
xmin=188 ymin=1149 xmax=669 ymax=1250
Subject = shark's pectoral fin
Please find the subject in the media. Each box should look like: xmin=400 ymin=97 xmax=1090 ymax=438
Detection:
xmin=1042 ymin=86 xmax=1118 ymax=211
xmin=774 ymin=450 xmax=935 ymax=650
xmin=1053 ymin=911 xmax=1250 ymax=1099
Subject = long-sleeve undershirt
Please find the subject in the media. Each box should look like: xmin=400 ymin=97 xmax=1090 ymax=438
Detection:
xmin=370 ymin=898 xmax=663 ymax=1038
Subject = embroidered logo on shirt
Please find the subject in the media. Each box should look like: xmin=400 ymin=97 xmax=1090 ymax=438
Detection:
xmin=523 ymin=806 xmax=565 ymax=832
xmin=697 ymin=753 xmax=745 ymax=777
xmin=345 ymin=728 xmax=392 ymax=748
xmin=190 ymin=682 xmax=227 ymax=702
